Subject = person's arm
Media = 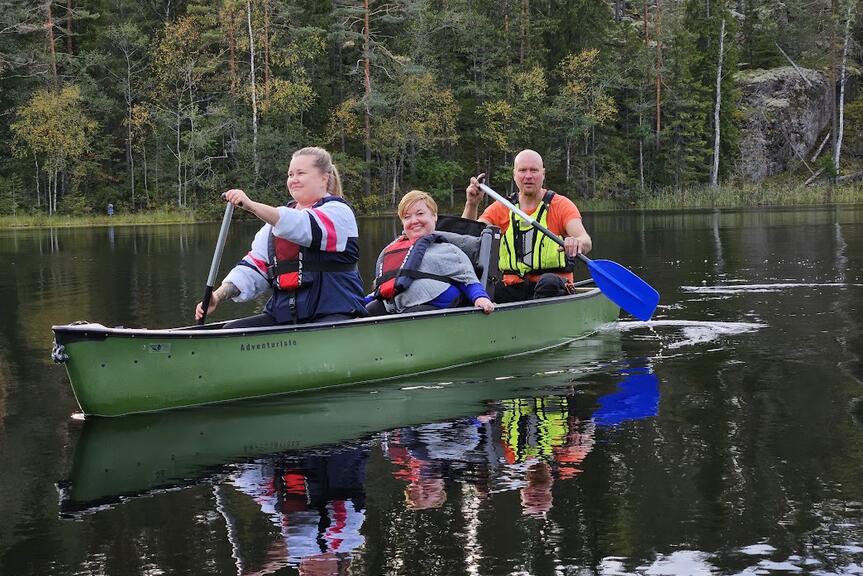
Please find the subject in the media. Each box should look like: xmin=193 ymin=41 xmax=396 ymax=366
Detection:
xmin=194 ymin=282 xmax=239 ymax=320
xmin=273 ymin=199 xmax=358 ymax=251
xmin=463 ymin=174 xmax=489 ymax=221
xmin=224 ymin=188 xmax=281 ymax=226
xmin=194 ymin=223 xmax=272 ymax=320
xmin=460 ymin=282 xmax=494 ymax=314
xmin=563 ymin=218 xmax=592 ymax=256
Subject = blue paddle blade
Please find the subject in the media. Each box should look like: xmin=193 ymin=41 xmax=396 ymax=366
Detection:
xmin=584 ymin=257 xmax=659 ymax=321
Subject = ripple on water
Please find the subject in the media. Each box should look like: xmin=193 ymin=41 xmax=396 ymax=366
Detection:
xmin=614 ymin=319 xmax=765 ymax=350
xmin=681 ymin=283 xmax=863 ymax=295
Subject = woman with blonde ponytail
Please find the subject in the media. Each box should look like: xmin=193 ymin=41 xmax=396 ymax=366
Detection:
xmin=195 ymin=147 xmax=366 ymax=327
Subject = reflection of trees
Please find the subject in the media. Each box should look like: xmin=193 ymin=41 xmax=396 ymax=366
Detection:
xmin=0 ymin=350 xmax=8 ymax=431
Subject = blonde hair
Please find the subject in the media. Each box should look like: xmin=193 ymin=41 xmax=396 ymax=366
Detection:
xmin=292 ymin=146 xmax=343 ymax=197
xmin=397 ymin=190 xmax=437 ymax=220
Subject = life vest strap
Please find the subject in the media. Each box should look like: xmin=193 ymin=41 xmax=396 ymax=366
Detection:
xmin=269 ymin=260 xmax=357 ymax=277
xmin=381 ymin=268 xmax=454 ymax=284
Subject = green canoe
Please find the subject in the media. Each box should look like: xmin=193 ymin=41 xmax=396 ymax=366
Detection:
xmin=58 ymin=333 xmax=625 ymax=515
xmin=51 ymin=287 xmax=618 ymax=416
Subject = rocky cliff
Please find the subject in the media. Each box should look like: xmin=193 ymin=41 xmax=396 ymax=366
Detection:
xmin=734 ymin=66 xmax=831 ymax=182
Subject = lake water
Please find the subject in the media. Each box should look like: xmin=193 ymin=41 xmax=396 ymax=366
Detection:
xmin=1 ymin=206 xmax=863 ymax=575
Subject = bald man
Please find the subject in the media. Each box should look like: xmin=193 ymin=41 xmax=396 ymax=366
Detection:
xmin=463 ymin=149 xmax=592 ymax=303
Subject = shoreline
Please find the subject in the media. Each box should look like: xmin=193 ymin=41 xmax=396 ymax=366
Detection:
xmin=3 ymin=181 xmax=863 ymax=229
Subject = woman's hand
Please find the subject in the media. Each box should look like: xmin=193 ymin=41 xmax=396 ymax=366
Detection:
xmin=223 ymin=188 xmax=252 ymax=210
xmin=474 ymin=297 xmax=495 ymax=314
xmin=195 ymin=292 xmax=219 ymax=321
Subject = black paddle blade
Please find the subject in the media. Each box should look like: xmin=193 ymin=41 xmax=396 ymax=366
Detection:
xmin=585 ymin=258 xmax=659 ymax=321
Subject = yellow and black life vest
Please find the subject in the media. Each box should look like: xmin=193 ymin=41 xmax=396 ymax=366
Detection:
xmin=499 ymin=190 xmax=569 ymax=278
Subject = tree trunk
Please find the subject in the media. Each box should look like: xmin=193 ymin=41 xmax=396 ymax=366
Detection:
xmin=226 ymin=9 xmax=239 ymax=93
xmin=835 ymin=2 xmax=854 ymax=174
xmin=654 ymin=0 xmax=662 ymax=147
xmin=710 ymin=18 xmax=726 ymax=187
xmin=642 ymin=0 xmax=651 ymax=168
xmin=391 ymin=157 xmax=398 ymax=206
xmin=363 ymin=0 xmax=372 ymax=197
xmin=591 ymin=125 xmax=597 ymax=196
xmin=639 ymin=108 xmax=645 ymax=192
xmin=565 ymin=138 xmax=571 ymax=183
xmin=504 ymin=2 xmax=511 ymax=98
xmin=263 ymin=0 xmax=270 ymax=95
xmin=34 ymin=155 xmax=41 ymax=210
xmin=829 ymin=0 xmax=838 ymax=183
xmin=44 ymin=1 xmax=58 ymax=87
xmin=142 ymin=145 xmax=149 ymax=204
xmin=66 ymin=0 xmax=73 ymax=54
xmin=125 ymin=51 xmax=135 ymax=207
xmin=520 ymin=0 xmax=528 ymax=65
xmin=247 ymin=0 xmax=259 ymax=180
xmin=176 ymin=110 xmax=182 ymax=206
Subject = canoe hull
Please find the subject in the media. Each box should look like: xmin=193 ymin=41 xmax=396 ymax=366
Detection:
xmin=52 ymin=289 xmax=618 ymax=416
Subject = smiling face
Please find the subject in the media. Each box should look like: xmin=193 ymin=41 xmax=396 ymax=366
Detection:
xmin=286 ymin=154 xmax=329 ymax=207
xmin=401 ymin=199 xmax=437 ymax=240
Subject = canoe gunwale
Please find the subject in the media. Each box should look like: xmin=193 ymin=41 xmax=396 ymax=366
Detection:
xmin=52 ymin=287 xmax=605 ymax=342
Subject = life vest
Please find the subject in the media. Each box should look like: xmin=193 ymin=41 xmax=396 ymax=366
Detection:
xmin=267 ymin=199 xmax=357 ymax=292
xmin=257 ymin=196 xmax=365 ymax=324
xmin=372 ymin=234 xmax=452 ymax=300
xmin=499 ymin=190 xmax=570 ymax=278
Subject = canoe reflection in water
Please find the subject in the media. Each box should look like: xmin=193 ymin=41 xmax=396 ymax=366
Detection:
xmin=59 ymin=359 xmax=659 ymax=574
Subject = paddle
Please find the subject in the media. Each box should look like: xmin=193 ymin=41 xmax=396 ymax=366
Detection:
xmin=476 ymin=182 xmax=660 ymax=321
xmin=197 ymin=198 xmax=235 ymax=325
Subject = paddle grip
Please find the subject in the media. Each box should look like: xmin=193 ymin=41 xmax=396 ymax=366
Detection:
xmin=198 ymin=285 xmax=214 ymax=326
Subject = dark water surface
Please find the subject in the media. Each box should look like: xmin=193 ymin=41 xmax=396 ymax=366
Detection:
xmin=1 ymin=206 xmax=863 ymax=575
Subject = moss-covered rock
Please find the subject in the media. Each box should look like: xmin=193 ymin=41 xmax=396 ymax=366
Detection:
xmin=734 ymin=66 xmax=831 ymax=182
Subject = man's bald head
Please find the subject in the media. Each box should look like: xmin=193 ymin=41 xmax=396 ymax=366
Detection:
xmin=514 ymin=149 xmax=544 ymax=169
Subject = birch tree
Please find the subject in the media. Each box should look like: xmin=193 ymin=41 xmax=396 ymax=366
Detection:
xmin=105 ymin=23 xmax=147 ymax=207
xmin=10 ymin=85 xmax=97 ymax=214
xmin=834 ymin=0 xmax=855 ymax=174
xmin=710 ymin=18 xmax=726 ymax=187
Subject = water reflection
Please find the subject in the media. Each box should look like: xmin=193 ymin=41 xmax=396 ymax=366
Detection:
xmin=59 ymin=360 xmax=661 ymax=573
xmin=220 ymin=448 xmax=368 ymax=575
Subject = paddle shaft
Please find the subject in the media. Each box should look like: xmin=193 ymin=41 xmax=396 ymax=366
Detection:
xmin=198 ymin=201 xmax=235 ymax=325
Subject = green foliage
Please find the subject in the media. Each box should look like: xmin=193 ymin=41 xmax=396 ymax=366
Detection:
xmin=0 ymin=174 xmax=23 ymax=215
xmin=59 ymin=190 xmax=92 ymax=216
xmin=410 ymin=156 xmax=462 ymax=202
xmin=843 ymin=96 xmax=863 ymax=157
xmin=11 ymin=86 xmax=99 ymax=174
xmin=0 ymin=0 xmax=849 ymax=213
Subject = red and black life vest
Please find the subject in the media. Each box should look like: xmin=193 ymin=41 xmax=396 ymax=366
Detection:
xmin=373 ymin=234 xmax=452 ymax=300
xmin=266 ymin=200 xmax=358 ymax=292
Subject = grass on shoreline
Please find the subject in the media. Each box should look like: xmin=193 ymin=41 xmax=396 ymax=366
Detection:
xmin=2 ymin=181 xmax=862 ymax=228
xmin=0 ymin=208 xmax=198 ymax=229
xmin=629 ymin=181 xmax=863 ymax=211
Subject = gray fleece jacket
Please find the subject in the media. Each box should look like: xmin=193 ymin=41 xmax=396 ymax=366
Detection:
xmin=375 ymin=231 xmax=484 ymax=313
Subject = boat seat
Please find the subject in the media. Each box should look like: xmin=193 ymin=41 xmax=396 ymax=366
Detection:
xmin=436 ymin=215 xmax=501 ymax=296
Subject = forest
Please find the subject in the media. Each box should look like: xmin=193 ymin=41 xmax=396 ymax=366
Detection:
xmin=0 ymin=0 xmax=861 ymax=216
